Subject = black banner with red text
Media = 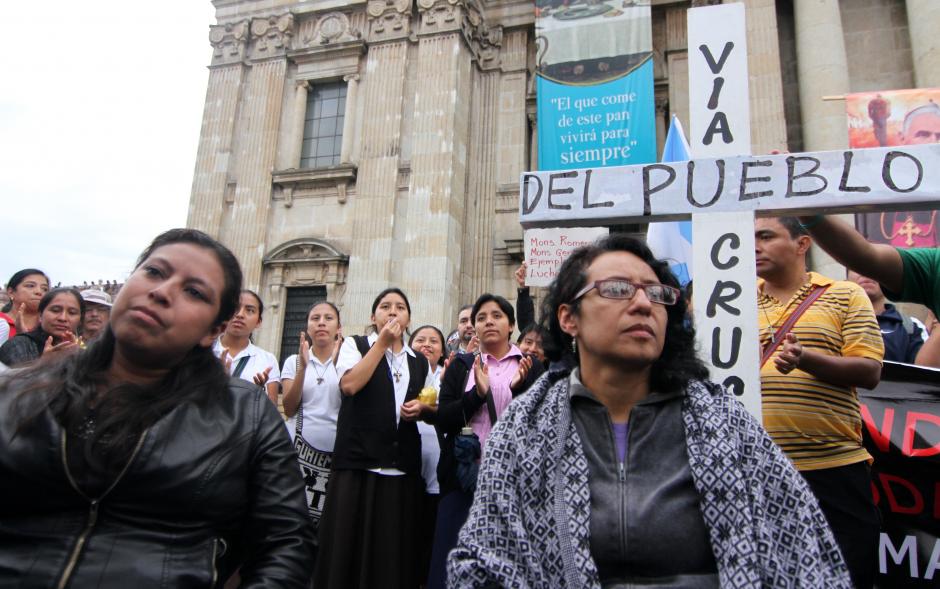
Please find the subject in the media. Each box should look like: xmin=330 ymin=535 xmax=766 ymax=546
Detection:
xmin=860 ymin=361 xmax=940 ymax=587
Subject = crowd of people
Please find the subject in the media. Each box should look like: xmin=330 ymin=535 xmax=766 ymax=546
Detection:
xmin=0 ymin=212 xmax=936 ymax=587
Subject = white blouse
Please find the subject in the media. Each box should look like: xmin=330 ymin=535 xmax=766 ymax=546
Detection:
xmin=281 ymin=351 xmax=341 ymax=452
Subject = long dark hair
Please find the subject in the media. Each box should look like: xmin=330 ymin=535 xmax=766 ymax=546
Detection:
xmin=36 ymin=288 xmax=86 ymax=338
xmin=539 ymin=234 xmax=708 ymax=394
xmin=409 ymin=325 xmax=446 ymax=367
xmin=8 ymin=229 xmax=243 ymax=470
xmin=3 ymin=268 xmax=50 ymax=313
xmin=368 ymin=288 xmax=411 ymax=336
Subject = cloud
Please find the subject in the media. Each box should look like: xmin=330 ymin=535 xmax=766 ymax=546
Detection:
xmin=0 ymin=1 xmax=215 ymax=286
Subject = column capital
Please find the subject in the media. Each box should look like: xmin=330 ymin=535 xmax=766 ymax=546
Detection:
xmin=249 ymin=13 xmax=295 ymax=60
xmin=655 ymin=96 xmax=669 ymax=115
xmin=209 ymin=20 xmax=249 ymax=66
xmin=343 ymin=73 xmax=361 ymax=83
xmin=295 ymin=79 xmax=310 ymax=91
xmin=366 ymin=0 xmax=414 ymax=43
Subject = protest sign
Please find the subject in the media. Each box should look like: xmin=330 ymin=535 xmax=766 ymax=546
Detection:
xmin=523 ymin=227 xmax=609 ymax=287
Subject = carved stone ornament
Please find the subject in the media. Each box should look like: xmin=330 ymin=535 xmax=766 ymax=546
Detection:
xmin=367 ymin=0 xmax=413 ymax=42
xmin=250 ymin=13 xmax=295 ymax=57
xmin=418 ymin=0 xmax=461 ymax=34
xmin=459 ymin=0 xmax=501 ymax=68
xmin=308 ymin=12 xmax=362 ymax=45
xmin=209 ymin=20 xmax=249 ymax=64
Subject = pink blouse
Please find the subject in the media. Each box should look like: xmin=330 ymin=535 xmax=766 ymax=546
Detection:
xmin=465 ymin=344 xmax=523 ymax=448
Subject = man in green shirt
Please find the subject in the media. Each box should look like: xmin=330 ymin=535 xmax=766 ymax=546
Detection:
xmin=799 ymin=215 xmax=940 ymax=366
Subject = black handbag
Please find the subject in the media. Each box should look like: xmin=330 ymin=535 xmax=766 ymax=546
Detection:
xmin=454 ymin=389 xmax=498 ymax=494
xmin=293 ymin=376 xmax=332 ymax=543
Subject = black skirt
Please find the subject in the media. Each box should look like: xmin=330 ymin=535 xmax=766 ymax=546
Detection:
xmin=314 ymin=469 xmax=424 ymax=589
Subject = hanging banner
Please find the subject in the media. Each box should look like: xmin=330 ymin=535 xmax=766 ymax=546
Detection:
xmin=846 ymin=88 xmax=940 ymax=248
xmin=535 ymin=0 xmax=656 ymax=170
xmin=859 ymin=362 xmax=940 ymax=587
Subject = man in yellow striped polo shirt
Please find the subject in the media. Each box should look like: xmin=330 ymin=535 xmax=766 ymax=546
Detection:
xmin=755 ymin=216 xmax=884 ymax=589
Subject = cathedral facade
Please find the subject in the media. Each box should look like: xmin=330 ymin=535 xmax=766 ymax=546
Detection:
xmin=187 ymin=0 xmax=939 ymax=358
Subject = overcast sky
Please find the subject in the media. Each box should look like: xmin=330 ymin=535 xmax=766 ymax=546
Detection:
xmin=1 ymin=2 xmax=216 ymax=288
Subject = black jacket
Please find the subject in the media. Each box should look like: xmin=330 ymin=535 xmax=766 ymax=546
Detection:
xmin=332 ymin=335 xmax=429 ymax=474
xmin=0 ymin=378 xmax=315 ymax=588
xmin=0 ymin=328 xmax=48 ymax=367
xmin=431 ymin=351 xmax=544 ymax=495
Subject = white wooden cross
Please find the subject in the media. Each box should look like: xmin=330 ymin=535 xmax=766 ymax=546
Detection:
xmin=519 ymin=4 xmax=940 ymax=418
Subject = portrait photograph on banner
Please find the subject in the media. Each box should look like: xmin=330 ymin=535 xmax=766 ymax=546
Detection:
xmin=847 ymin=88 xmax=940 ymax=248
xmin=534 ymin=0 xmax=656 ymax=170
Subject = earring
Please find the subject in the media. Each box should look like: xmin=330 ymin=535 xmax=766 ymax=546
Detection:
xmin=571 ymin=339 xmax=577 ymax=354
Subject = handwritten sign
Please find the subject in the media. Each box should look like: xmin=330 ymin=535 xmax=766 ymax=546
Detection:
xmin=692 ymin=211 xmax=761 ymax=415
xmin=523 ymin=227 xmax=609 ymax=287
xmin=688 ymin=3 xmax=750 ymax=158
xmin=519 ymin=144 xmax=940 ymax=228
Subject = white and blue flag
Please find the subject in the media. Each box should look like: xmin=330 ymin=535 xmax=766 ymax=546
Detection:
xmin=646 ymin=115 xmax=693 ymax=286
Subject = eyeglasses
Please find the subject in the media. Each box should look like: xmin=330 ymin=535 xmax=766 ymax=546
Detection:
xmin=572 ymin=279 xmax=680 ymax=305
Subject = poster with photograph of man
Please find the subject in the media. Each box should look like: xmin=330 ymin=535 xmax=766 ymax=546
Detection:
xmin=847 ymin=88 xmax=940 ymax=248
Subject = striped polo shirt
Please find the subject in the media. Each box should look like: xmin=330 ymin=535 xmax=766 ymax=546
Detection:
xmin=758 ymin=272 xmax=884 ymax=471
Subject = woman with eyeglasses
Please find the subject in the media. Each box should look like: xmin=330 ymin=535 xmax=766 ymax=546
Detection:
xmin=449 ymin=235 xmax=851 ymax=588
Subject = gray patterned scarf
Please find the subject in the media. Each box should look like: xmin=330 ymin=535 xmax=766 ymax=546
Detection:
xmin=448 ymin=370 xmax=851 ymax=588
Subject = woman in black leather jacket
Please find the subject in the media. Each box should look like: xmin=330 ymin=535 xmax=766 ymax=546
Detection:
xmin=0 ymin=229 xmax=315 ymax=588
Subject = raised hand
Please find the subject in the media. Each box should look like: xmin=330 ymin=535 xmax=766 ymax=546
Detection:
xmin=510 ymin=355 xmax=533 ymax=390
xmin=42 ymin=333 xmax=78 ymax=361
xmin=219 ymin=348 xmax=233 ymax=373
xmin=13 ymin=303 xmax=37 ymax=334
xmin=378 ymin=318 xmax=402 ymax=349
xmin=298 ymin=331 xmax=311 ymax=364
xmin=514 ymin=262 xmax=528 ymax=288
xmin=440 ymin=350 xmax=456 ymax=381
xmin=466 ymin=334 xmax=480 ymax=355
xmin=473 ymin=355 xmax=490 ymax=398
xmin=253 ymin=366 xmax=272 ymax=386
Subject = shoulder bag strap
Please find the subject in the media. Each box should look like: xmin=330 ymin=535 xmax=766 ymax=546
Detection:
xmin=232 ymin=355 xmax=251 ymax=378
xmin=485 ymin=392 xmax=498 ymax=425
xmin=760 ymin=284 xmax=830 ymax=368
xmin=293 ymin=354 xmax=305 ymax=438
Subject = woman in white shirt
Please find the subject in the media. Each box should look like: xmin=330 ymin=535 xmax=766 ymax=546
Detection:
xmin=408 ymin=324 xmax=446 ymax=587
xmin=281 ymin=301 xmax=342 ymax=451
xmin=213 ymin=290 xmax=280 ymax=403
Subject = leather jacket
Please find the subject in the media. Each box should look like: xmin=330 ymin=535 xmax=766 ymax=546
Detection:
xmin=0 ymin=378 xmax=315 ymax=588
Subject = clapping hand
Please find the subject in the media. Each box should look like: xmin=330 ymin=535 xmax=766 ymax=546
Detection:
xmin=42 ymin=332 xmax=79 ymax=360
xmin=510 ymin=355 xmax=533 ymax=391
xmin=253 ymin=366 xmax=272 ymax=386
xmin=473 ymin=355 xmax=489 ymax=398
xmin=774 ymin=333 xmax=803 ymax=374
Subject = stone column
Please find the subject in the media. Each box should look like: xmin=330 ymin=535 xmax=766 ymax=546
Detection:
xmin=655 ymin=97 xmax=668 ymax=158
xmin=793 ymin=0 xmax=849 ymax=152
xmin=740 ymin=0 xmax=788 ymax=153
xmin=398 ymin=0 xmax=477 ymax=329
xmin=188 ymin=21 xmax=249 ymax=236
xmin=340 ymin=74 xmax=360 ymax=164
xmin=793 ymin=0 xmax=852 ymax=278
xmin=223 ymin=14 xmax=294 ymax=290
xmin=341 ymin=0 xmax=414 ymax=330
xmin=906 ymin=0 xmax=940 ymax=88
xmin=290 ymin=80 xmax=309 ymax=169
